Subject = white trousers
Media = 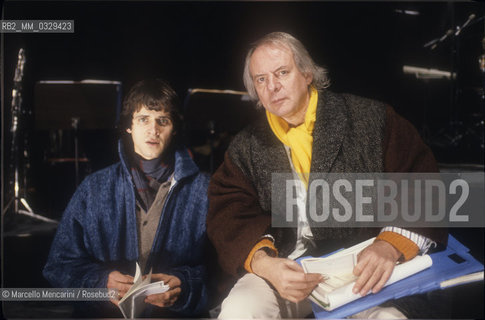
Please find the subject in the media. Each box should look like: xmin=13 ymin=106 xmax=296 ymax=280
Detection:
xmin=218 ymin=273 xmax=313 ymax=318
xmin=218 ymin=273 xmax=407 ymax=319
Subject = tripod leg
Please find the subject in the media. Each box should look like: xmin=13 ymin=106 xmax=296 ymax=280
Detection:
xmin=18 ymin=197 xmax=58 ymax=224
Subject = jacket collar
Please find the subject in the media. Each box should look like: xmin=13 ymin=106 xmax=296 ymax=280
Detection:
xmin=118 ymin=140 xmax=199 ymax=182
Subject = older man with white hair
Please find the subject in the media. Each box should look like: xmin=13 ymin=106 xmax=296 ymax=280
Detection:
xmin=207 ymin=32 xmax=448 ymax=319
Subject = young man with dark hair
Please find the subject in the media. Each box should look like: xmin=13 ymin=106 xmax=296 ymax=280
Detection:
xmin=44 ymin=79 xmax=210 ymax=317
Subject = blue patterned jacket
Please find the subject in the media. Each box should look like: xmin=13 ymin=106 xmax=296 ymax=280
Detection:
xmin=43 ymin=141 xmax=210 ymax=316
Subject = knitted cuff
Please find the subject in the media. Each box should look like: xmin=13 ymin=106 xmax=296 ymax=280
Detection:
xmin=243 ymin=239 xmax=278 ymax=273
xmin=376 ymin=231 xmax=419 ymax=261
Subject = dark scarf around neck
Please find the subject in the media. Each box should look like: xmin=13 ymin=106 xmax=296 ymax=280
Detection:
xmin=130 ymin=152 xmax=175 ymax=211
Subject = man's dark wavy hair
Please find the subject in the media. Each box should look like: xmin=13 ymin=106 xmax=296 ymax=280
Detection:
xmin=120 ymin=79 xmax=183 ymax=147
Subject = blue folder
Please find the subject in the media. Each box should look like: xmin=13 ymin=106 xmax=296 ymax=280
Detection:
xmin=298 ymin=234 xmax=484 ymax=319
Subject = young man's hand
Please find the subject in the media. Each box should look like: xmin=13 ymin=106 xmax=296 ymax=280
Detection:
xmin=144 ymin=273 xmax=182 ymax=308
xmin=107 ymin=271 xmax=134 ymax=306
xmin=352 ymin=240 xmax=401 ymax=296
xmin=251 ymin=250 xmax=323 ymax=303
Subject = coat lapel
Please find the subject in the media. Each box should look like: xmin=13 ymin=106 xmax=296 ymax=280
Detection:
xmin=310 ymin=90 xmax=348 ymax=174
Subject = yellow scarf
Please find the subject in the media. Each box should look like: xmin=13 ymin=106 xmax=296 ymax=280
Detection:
xmin=267 ymin=87 xmax=318 ymax=187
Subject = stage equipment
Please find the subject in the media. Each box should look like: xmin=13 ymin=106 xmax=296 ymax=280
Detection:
xmin=419 ymin=12 xmax=485 ymax=157
xmin=3 ymin=49 xmax=56 ymax=223
xmin=478 ymin=23 xmax=485 ymax=150
xmin=183 ymin=88 xmax=256 ymax=173
xmin=34 ymin=80 xmax=122 ymax=185
xmin=424 ymin=14 xmax=482 ymax=50
xmin=403 ymin=65 xmax=455 ymax=80
xmin=31 ymin=80 xmax=122 ymax=219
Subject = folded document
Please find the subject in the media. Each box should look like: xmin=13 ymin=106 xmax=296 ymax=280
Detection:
xmin=299 ymin=235 xmax=484 ymax=319
xmin=118 ymin=263 xmax=170 ymax=319
xmin=300 ymin=238 xmax=432 ymax=311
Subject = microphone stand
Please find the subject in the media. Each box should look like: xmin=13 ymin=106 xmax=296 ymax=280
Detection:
xmin=423 ymin=14 xmax=485 ymax=153
xmin=72 ymin=117 xmax=80 ymax=186
xmin=478 ymin=27 xmax=485 ymax=151
xmin=3 ymin=49 xmax=57 ymax=223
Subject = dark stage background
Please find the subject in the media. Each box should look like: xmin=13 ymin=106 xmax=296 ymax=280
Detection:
xmin=1 ymin=1 xmax=484 ymax=318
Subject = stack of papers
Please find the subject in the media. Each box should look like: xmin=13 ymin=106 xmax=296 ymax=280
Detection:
xmin=301 ymin=238 xmax=432 ymax=311
xmin=118 ymin=263 xmax=170 ymax=318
